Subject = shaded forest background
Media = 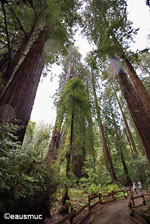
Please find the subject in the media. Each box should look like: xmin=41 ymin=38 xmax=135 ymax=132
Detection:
xmin=0 ymin=0 xmax=150 ymax=223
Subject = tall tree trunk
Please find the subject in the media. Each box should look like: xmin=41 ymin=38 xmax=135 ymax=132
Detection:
xmin=91 ymin=72 xmax=117 ymax=182
xmin=98 ymin=121 xmax=117 ymax=182
xmin=46 ymin=62 xmax=72 ymax=162
xmin=81 ymin=122 xmax=86 ymax=177
xmin=72 ymin=117 xmax=86 ymax=179
xmin=66 ymin=113 xmax=74 ymax=175
xmin=123 ymin=57 xmax=150 ymax=116
xmin=0 ymin=28 xmax=48 ymax=142
xmin=62 ymin=112 xmax=74 ymax=206
xmin=46 ymin=124 xmax=61 ymax=162
xmin=120 ymin=146 xmax=132 ymax=186
xmin=112 ymin=34 xmax=150 ymax=116
xmin=109 ymin=101 xmax=132 ymax=186
xmin=0 ymin=32 xmax=33 ymax=96
xmin=114 ymin=91 xmax=138 ymax=154
xmin=124 ymin=127 xmax=134 ymax=156
xmin=65 ymin=61 xmax=71 ymax=82
xmin=116 ymin=67 xmax=150 ymax=163
xmin=46 ymin=104 xmax=65 ymax=162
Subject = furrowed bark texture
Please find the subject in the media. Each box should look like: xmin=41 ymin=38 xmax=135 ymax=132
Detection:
xmin=112 ymin=34 xmax=150 ymax=116
xmin=0 ymin=28 xmax=48 ymax=142
xmin=123 ymin=57 xmax=150 ymax=116
xmin=46 ymin=124 xmax=61 ymax=162
xmin=98 ymin=121 xmax=117 ymax=182
xmin=0 ymin=32 xmax=33 ymax=95
xmin=117 ymin=69 xmax=150 ymax=163
xmin=115 ymin=92 xmax=138 ymax=154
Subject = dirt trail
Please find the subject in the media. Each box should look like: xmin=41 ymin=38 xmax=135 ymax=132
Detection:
xmin=92 ymin=199 xmax=132 ymax=224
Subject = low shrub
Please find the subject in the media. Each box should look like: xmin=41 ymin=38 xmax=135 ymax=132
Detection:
xmin=0 ymin=122 xmax=59 ymax=223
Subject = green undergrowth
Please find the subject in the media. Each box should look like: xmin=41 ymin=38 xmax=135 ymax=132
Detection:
xmin=52 ymin=183 xmax=126 ymax=211
xmin=0 ymin=122 xmax=59 ymax=222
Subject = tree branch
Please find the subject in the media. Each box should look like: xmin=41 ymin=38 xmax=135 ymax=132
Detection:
xmin=6 ymin=4 xmax=26 ymax=34
xmin=1 ymin=0 xmax=11 ymax=75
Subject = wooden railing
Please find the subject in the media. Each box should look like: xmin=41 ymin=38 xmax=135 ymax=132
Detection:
xmin=57 ymin=190 xmax=128 ymax=224
xmin=101 ymin=190 xmax=127 ymax=204
xmin=128 ymin=191 xmax=150 ymax=223
xmin=56 ymin=193 xmax=102 ymax=224
xmin=128 ymin=194 xmax=146 ymax=208
xmin=57 ymin=210 xmax=76 ymax=224
xmin=88 ymin=193 xmax=102 ymax=210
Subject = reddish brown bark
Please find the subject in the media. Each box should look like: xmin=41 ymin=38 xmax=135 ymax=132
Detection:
xmin=46 ymin=124 xmax=61 ymax=162
xmin=112 ymin=34 xmax=150 ymax=116
xmin=122 ymin=57 xmax=150 ymax=116
xmin=98 ymin=121 xmax=117 ymax=182
xmin=117 ymin=68 xmax=150 ymax=163
xmin=0 ymin=28 xmax=48 ymax=142
xmin=115 ymin=92 xmax=138 ymax=154
xmin=1 ymin=32 xmax=33 ymax=93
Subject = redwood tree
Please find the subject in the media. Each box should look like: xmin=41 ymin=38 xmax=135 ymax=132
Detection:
xmin=0 ymin=0 xmax=80 ymax=142
xmin=107 ymin=98 xmax=132 ymax=186
xmin=0 ymin=0 xmax=42 ymax=94
xmin=115 ymin=63 xmax=150 ymax=163
xmin=114 ymin=89 xmax=139 ymax=155
xmin=47 ymin=46 xmax=82 ymax=162
xmin=0 ymin=28 xmax=47 ymax=141
xmin=91 ymin=70 xmax=117 ymax=183
xmin=82 ymin=0 xmax=150 ymax=116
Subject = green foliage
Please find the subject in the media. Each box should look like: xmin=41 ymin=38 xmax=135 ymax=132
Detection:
xmin=0 ymin=122 xmax=20 ymax=151
xmin=88 ymin=184 xmax=100 ymax=195
xmin=128 ymin=154 xmax=150 ymax=186
xmin=98 ymin=168 xmax=112 ymax=186
xmin=82 ymin=0 xmax=138 ymax=59
xmin=60 ymin=173 xmax=78 ymax=189
xmin=55 ymin=75 xmax=95 ymax=179
xmin=25 ymin=120 xmax=36 ymax=140
xmin=0 ymin=122 xmax=59 ymax=221
xmin=105 ymin=184 xmax=120 ymax=193
xmin=80 ymin=160 xmax=100 ymax=194
xmin=23 ymin=121 xmax=51 ymax=157
xmin=0 ymin=0 xmax=81 ymax=83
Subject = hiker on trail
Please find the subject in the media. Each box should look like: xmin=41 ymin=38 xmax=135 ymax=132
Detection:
xmin=132 ymin=182 xmax=137 ymax=194
xmin=138 ymin=181 xmax=143 ymax=194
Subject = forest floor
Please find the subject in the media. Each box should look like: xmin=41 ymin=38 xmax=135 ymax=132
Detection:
xmin=45 ymin=192 xmax=150 ymax=224
xmin=91 ymin=199 xmax=134 ymax=224
xmin=90 ymin=192 xmax=150 ymax=224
